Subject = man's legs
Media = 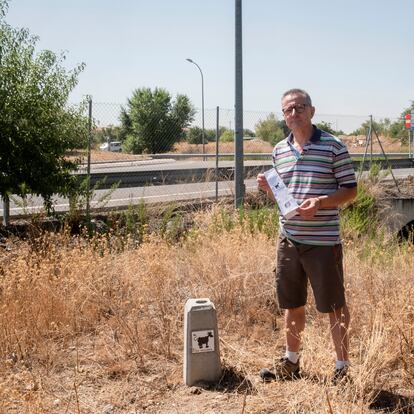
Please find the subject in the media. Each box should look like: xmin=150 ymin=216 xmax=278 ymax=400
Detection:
xmin=260 ymin=238 xmax=306 ymax=381
xmin=329 ymin=304 xmax=350 ymax=362
xmin=286 ymin=304 xmax=349 ymax=361
xmin=286 ymin=306 xmax=306 ymax=353
xmin=259 ymin=306 xmax=304 ymax=381
xmin=300 ymin=243 xmax=351 ymax=381
xmin=277 ymin=238 xmax=307 ymax=362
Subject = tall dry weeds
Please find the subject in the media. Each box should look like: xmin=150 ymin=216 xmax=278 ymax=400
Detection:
xmin=0 ymin=206 xmax=413 ymax=413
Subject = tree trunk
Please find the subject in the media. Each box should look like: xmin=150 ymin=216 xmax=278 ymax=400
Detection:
xmin=2 ymin=194 xmax=10 ymax=227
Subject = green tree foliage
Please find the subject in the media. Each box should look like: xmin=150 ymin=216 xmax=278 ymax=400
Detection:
xmin=0 ymin=0 xmax=87 ymax=211
xmin=186 ymin=126 xmax=226 ymax=144
xmin=315 ymin=121 xmax=340 ymax=135
xmin=120 ymin=87 xmax=195 ymax=154
xmin=185 ymin=127 xmax=214 ymax=144
xmin=399 ymin=101 xmax=414 ymax=118
xmin=387 ymin=102 xmax=414 ymax=143
xmin=243 ymin=128 xmax=255 ymax=137
xmin=219 ymin=129 xmax=234 ymax=143
xmin=217 ymin=127 xmax=254 ymax=143
xmin=351 ymin=118 xmax=390 ymax=136
xmin=351 ymin=102 xmax=414 ymax=144
xmin=255 ymin=113 xmax=286 ymax=145
xmin=186 ymin=126 xmax=204 ymax=144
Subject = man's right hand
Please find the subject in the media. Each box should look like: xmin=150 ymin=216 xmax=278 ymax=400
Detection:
xmin=257 ymin=173 xmax=271 ymax=192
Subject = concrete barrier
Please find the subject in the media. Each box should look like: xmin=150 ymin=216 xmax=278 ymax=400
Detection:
xmin=183 ymin=298 xmax=221 ymax=386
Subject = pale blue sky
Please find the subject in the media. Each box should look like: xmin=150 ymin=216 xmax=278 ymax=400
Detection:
xmin=6 ymin=0 xmax=413 ymax=126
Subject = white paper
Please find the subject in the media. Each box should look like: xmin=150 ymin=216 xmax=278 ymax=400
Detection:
xmin=264 ymin=168 xmax=298 ymax=219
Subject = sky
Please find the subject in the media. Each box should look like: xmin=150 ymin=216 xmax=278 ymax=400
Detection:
xmin=5 ymin=0 xmax=414 ymax=132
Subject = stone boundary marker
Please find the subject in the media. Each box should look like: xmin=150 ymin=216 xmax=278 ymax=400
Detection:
xmin=183 ymin=298 xmax=222 ymax=386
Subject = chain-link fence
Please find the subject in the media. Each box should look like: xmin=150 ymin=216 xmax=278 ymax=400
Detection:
xmin=90 ymin=102 xmax=410 ymax=158
xmin=2 ymin=101 xmax=413 ymax=219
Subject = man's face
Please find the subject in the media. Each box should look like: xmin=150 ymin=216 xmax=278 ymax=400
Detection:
xmin=281 ymin=93 xmax=315 ymax=131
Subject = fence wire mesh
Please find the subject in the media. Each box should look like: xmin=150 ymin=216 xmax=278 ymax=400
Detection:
xmin=1 ymin=101 xmax=412 ymax=218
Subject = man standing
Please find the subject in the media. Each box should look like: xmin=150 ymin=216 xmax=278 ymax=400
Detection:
xmin=257 ymin=89 xmax=357 ymax=383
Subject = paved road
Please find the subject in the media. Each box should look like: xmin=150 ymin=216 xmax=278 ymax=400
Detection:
xmin=367 ymin=167 xmax=414 ymax=180
xmin=82 ymin=156 xmax=411 ymax=174
xmin=2 ymin=168 xmax=414 ymax=217
xmin=80 ymin=158 xmax=272 ymax=174
xmin=2 ymin=180 xmax=259 ymax=216
xmin=78 ymin=156 xmax=414 ymax=189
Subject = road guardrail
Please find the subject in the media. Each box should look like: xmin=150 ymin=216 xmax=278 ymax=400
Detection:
xmin=77 ymin=157 xmax=414 ymax=189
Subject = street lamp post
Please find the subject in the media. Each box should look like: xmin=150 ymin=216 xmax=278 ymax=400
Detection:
xmin=186 ymin=58 xmax=205 ymax=159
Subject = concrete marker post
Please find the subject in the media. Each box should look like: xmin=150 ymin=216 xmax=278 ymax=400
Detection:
xmin=183 ymin=298 xmax=221 ymax=386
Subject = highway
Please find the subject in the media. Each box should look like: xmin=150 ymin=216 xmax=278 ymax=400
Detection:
xmin=77 ymin=156 xmax=414 ymax=188
xmin=2 ymin=180 xmax=258 ymax=216
xmin=2 ymin=168 xmax=414 ymax=217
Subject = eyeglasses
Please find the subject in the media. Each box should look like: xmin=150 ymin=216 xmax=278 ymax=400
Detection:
xmin=282 ymin=104 xmax=308 ymax=116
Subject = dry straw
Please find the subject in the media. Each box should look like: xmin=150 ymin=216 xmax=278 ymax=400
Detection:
xmin=0 ymin=202 xmax=413 ymax=412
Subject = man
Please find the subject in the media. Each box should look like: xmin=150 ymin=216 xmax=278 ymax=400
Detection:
xmin=257 ymin=89 xmax=357 ymax=383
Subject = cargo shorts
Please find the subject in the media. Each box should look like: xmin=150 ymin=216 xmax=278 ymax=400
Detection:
xmin=275 ymin=236 xmax=346 ymax=313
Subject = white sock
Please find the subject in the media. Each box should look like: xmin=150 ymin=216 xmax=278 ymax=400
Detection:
xmin=285 ymin=350 xmax=299 ymax=364
xmin=336 ymin=360 xmax=350 ymax=370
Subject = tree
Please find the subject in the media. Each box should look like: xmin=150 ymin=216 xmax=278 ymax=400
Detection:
xmin=120 ymin=87 xmax=195 ymax=154
xmin=219 ymin=129 xmax=234 ymax=143
xmin=243 ymin=128 xmax=255 ymax=137
xmin=255 ymin=113 xmax=285 ymax=145
xmin=0 ymin=0 xmax=87 ymax=218
xmin=315 ymin=121 xmax=337 ymax=135
xmin=186 ymin=126 xmax=204 ymax=144
xmin=185 ymin=127 xmax=220 ymax=144
xmin=388 ymin=102 xmax=414 ymax=142
xmin=351 ymin=118 xmax=392 ymax=137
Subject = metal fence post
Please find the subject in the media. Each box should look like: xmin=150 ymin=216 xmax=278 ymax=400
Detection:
xmin=412 ymin=130 xmax=414 ymax=160
xmin=234 ymin=0 xmax=244 ymax=208
xmin=215 ymin=106 xmax=219 ymax=202
xmin=370 ymin=115 xmax=373 ymax=163
xmin=2 ymin=195 xmax=10 ymax=227
xmin=86 ymin=96 xmax=92 ymax=224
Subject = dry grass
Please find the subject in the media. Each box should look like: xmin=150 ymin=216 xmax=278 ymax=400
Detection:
xmin=66 ymin=149 xmax=150 ymax=163
xmin=340 ymin=135 xmax=409 ymax=154
xmin=173 ymin=136 xmax=408 ymax=156
xmin=0 ymin=207 xmax=413 ymax=413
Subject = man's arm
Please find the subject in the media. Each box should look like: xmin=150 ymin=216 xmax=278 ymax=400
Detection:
xmin=297 ymin=186 xmax=357 ymax=219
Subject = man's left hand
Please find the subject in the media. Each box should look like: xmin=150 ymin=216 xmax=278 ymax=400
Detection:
xmin=297 ymin=197 xmax=321 ymax=218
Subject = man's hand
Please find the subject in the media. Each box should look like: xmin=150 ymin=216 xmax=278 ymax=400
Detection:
xmin=257 ymin=173 xmax=271 ymax=192
xmin=297 ymin=197 xmax=321 ymax=218
xmin=256 ymin=173 xmax=276 ymax=201
xmin=297 ymin=186 xmax=357 ymax=219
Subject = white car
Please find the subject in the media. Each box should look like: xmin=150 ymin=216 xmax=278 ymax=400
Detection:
xmin=99 ymin=141 xmax=122 ymax=152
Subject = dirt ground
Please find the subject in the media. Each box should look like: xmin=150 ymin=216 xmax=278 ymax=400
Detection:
xmin=1 ymin=173 xmax=414 ymax=413
xmin=339 ymin=134 xmax=407 ymax=154
xmin=374 ymin=175 xmax=414 ymax=199
xmin=68 ymin=150 xmax=150 ymax=164
xmin=2 ymin=319 xmax=413 ymax=414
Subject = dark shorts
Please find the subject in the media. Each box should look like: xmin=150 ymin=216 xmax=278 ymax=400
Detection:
xmin=275 ymin=236 xmax=346 ymax=313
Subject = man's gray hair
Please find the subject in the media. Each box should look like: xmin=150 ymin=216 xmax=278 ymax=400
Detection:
xmin=281 ymin=89 xmax=312 ymax=106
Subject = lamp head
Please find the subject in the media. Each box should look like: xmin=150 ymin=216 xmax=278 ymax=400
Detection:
xmin=186 ymin=58 xmax=193 ymax=63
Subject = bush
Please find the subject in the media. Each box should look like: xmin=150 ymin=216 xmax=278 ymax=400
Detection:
xmin=219 ymin=130 xmax=234 ymax=143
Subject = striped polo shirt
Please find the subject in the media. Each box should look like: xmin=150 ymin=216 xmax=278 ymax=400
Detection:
xmin=272 ymin=126 xmax=357 ymax=246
